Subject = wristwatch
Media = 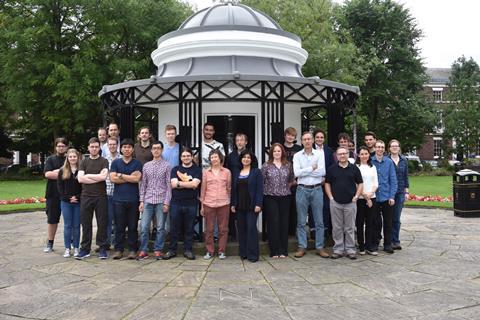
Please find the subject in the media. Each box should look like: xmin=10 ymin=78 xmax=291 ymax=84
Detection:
xmin=177 ymin=181 xmax=181 ymax=188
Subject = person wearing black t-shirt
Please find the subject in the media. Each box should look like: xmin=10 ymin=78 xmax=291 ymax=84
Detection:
xmin=163 ymin=147 xmax=202 ymax=260
xmin=43 ymin=137 xmax=68 ymax=253
xmin=283 ymin=127 xmax=302 ymax=236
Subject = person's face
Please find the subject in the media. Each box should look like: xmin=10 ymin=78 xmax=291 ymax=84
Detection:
xmin=375 ymin=143 xmax=385 ymax=156
xmin=338 ymin=138 xmax=349 ymax=148
xmin=181 ymin=151 xmax=193 ymax=166
xmin=241 ymin=154 xmax=252 ymax=167
xmin=108 ymin=139 xmax=118 ymax=153
xmin=67 ymin=152 xmax=78 ymax=165
xmin=272 ymin=146 xmax=282 ymax=160
xmin=108 ymin=124 xmax=119 ymax=138
xmin=55 ymin=142 xmax=67 ymax=156
xmin=165 ymin=129 xmax=176 ymax=143
xmin=359 ymin=149 xmax=370 ymax=164
xmin=336 ymin=148 xmax=349 ymax=164
xmin=236 ymin=136 xmax=247 ymax=150
xmin=210 ymin=153 xmax=220 ymax=166
xmin=31 ymin=154 xmax=39 ymax=163
xmin=389 ymin=142 xmax=400 ymax=155
xmin=151 ymin=144 xmax=163 ymax=158
xmin=98 ymin=129 xmax=107 ymax=143
xmin=139 ymin=129 xmax=151 ymax=142
xmin=284 ymin=133 xmax=296 ymax=144
xmin=348 ymin=142 xmax=355 ymax=151
xmin=203 ymin=125 xmax=215 ymax=140
xmin=301 ymin=133 xmax=313 ymax=149
xmin=365 ymin=135 xmax=376 ymax=149
xmin=315 ymin=132 xmax=325 ymax=146
xmin=121 ymin=144 xmax=133 ymax=158
xmin=88 ymin=142 xmax=100 ymax=156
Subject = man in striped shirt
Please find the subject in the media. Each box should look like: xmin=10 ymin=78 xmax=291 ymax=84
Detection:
xmin=137 ymin=140 xmax=172 ymax=260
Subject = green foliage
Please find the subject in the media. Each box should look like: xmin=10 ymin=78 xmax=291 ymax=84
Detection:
xmin=0 ymin=0 xmax=191 ymax=153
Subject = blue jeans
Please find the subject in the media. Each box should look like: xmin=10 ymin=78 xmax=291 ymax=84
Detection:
xmin=61 ymin=201 xmax=81 ymax=249
xmin=114 ymin=201 xmax=139 ymax=252
xmin=169 ymin=203 xmax=197 ymax=252
xmin=296 ymin=185 xmax=324 ymax=249
xmin=392 ymin=193 xmax=405 ymax=245
xmin=140 ymin=203 xmax=167 ymax=252
xmin=107 ymin=195 xmax=115 ymax=246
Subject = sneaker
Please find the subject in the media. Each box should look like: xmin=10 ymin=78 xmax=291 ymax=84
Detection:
xmin=75 ymin=249 xmax=91 ymax=260
xmin=359 ymin=250 xmax=366 ymax=256
xmin=73 ymin=248 xmax=80 ymax=257
xmin=218 ymin=252 xmax=227 ymax=260
xmin=183 ymin=251 xmax=195 ymax=260
xmin=162 ymin=251 xmax=177 ymax=260
xmin=154 ymin=251 xmax=163 ymax=260
xmin=366 ymin=250 xmax=378 ymax=256
xmin=137 ymin=251 xmax=149 ymax=260
xmin=63 ymin=248 xmax=71 ymax=258
xmin=43 ymin=244 xmax=53 ymax=253
xmin=203 ymin=252 xmax=213 ymax=260
xmin=112 ymin=251 xmax=123 ymax=260
xmin=98 ymin=249 xmax=108 ymax=259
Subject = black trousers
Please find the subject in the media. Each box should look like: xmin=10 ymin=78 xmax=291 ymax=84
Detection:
xmin=237 ymin=210 xmax=259 ymax=261
xmin=374 ymin=200 xmax=393 ymax=251
xmin=114 ymin=201 xmax=139 ymax=252
xmin=356 ymin=198 xmax=377 ymax=251
xmin=264 ymin=195 xmax=291 ymax=256
xmin=80 ymin=196 xmax=108 ymax=251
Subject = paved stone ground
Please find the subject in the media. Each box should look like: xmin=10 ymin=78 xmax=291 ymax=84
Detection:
xmin=1 ymin=208 xmax=480 ymax=320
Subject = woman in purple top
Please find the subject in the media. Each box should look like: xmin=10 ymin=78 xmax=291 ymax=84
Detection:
xmin=261 ymin=143 xmax=294 ymax=258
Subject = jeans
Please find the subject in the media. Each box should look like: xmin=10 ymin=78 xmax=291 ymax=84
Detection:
xmin=169 ymin=203 xmax=197 ymax=252
xmin=80 ymin=196 xmax=108 ymax=251
xmin=140 ymin=203 xmax=167 ymax=252
xmin=114 ymin=201 xmax=139 ymax=252
xmin=296 ymin=185 xmax=324 ymax=249
xmin=107 ymin=195 xmax=115 ymax=246
xmin=61 ymin=201 xmax=81 ymax=249
xmin=237 ymin=210 xmax=259 ymax=261
xmin=392 ymin=193 xmax=405 ymax=245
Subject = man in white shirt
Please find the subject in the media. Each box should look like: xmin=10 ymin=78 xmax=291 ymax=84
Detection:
xmin=293 ymin=132 xmax=329 ymax=258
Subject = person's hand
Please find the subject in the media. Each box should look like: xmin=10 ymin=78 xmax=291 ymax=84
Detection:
xmin=200 ymin=207 xmax=205 ymax=216
xmin=388 ymin=198 xmax=395 ymax=206
xmin=163 ymin=204 xmax=169 ymax=213
xmin=366 ymin=199 xmax=373 ymax=208
xmin=312 ymin=163 xmax=318 ymax=171
xmin=231 ymin=206 xmax=236 ymax=213
xmin=352 ymin=196 xmax=358 ymax=203
xmin=254 ymin=206 xmax=261 ymax=213
xmin=70 ymin=196 xmax=78 ymax=203
xmin=139 ymin=202 xmax=144 ymax=212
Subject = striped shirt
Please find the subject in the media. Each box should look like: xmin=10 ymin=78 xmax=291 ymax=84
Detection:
xmin=140 ymin=158 xmax=172 ymax=205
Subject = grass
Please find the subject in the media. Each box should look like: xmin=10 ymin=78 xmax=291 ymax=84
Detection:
xmin=406 ymin=175 xmax=452 ymax=209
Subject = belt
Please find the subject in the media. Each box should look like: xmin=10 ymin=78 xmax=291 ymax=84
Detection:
xmin=298 ymin=183 xmax=322 ymax=189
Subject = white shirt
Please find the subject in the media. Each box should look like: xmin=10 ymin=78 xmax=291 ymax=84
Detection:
xmin=293 ymin=148 xmax=326 ymax=185
xmin=201 ymin=140 xmax=225 ymax=169
xmin=357 ymin=164 xmax=378 ymax=199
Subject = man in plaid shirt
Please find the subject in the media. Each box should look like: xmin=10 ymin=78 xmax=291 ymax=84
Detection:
xmin=105 ymin=137 xmax=122 ymax=250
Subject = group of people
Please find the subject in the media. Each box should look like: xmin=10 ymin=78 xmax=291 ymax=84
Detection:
xmin=43 ymin=122 xmax=409 ymax=262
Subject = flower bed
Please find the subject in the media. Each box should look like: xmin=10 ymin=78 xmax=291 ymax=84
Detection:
xmin=407 ymin=194 xmax=453 ymax=203
xmin=0 ymin=197 xmax=46 ymax=205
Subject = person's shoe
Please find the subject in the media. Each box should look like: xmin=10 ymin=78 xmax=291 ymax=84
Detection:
xmin=279 ymin=255 xmax=287 ymax=259
xmin=112 ymin=251 xmax=123 ymax=260
xmin=316 ymin=249 xmax=330 ymax=258
xmin=73 ymin=248 xmax=80 ymax=257
xmin=127 ymin=251 xmax=137 ymax=260
xmin=63 ymin=248 xmax=71 ymax=258
xmin=366 ymin=250 xmax=378 ymax=256
xmin=347 ymin=253 xmax=357 ymax=260
xmin=203 ymin=252 xmax=213 ymax=260
xmin=183 ymin=251 xmax=195 ymax=260
xmin=75 ymin=249 xmax=90 ymax=260
xmin=98 ymin=249 xmax=108 ymax=259
xmin=154 ymin=251 xmax=164 ymax=260
xmin=392 ymin=243 xmax=402 ymax=250
xmin=137 ymin=251 xmax=149 ymax=260
xmin=384 ymin=247 xmax=394 ymax=254
xmin=359 ymin=250 xmax=366 ymax=256
xmin=94 ymin=246 xmax=101 ymax=253
xmin=43 ymin=244 xmax=53 ymax=253
xmin=330 ymin=252 xmax=343 ymax=259
xmin=162 ymin=251 xmax=177 ymax=260
xmin=294 ymin=248 xmax=306 ymax=258
xmin=218 ymin=252 xmax=227 ymax=260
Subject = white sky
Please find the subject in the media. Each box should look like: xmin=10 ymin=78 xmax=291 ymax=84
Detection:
xmin=185 ymin=0 xmax=480 ymax=68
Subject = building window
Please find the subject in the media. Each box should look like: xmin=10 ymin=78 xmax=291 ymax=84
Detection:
xmin=433 ymin=138 xmax=442 ymax=159
xmin=432 ymin=88 xmax=443 ymax=102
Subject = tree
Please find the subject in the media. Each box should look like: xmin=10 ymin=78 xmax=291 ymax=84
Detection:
xmin=443 ymin=56 xmax=480 ymax=159
xmin=0 ymin=0 xmax=191 ymax=153
xmin=338 ymin=0 xmax=434 ymax=151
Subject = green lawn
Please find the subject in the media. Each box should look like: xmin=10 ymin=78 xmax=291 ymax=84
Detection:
xmin=0 ymin=180 xmax=46 ymax=213
xmin=406 ymin=175 xmax=452 ymax=209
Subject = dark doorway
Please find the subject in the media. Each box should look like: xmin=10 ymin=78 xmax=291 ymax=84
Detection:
xmin=207 ymin=115 xmax=256 ymax=155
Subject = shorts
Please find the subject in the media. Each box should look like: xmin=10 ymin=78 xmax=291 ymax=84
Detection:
xmin=46 ymin=197 xmax=62 ymax=224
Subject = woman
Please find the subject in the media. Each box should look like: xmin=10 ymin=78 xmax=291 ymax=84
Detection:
xmin=57 ymin=149 xmax=82 ymax=258
xmin=200 ymin=149 xmax=231 ymax=260
xmin=355 ymin=146 xmax=378 ymax=255
xmin=388 ymin=139 xmax=409 ymax=250
xmin=262 ymin=143 xmax=294 ymax=258
xmin=231 ymin=150 xmax=263 ymax=262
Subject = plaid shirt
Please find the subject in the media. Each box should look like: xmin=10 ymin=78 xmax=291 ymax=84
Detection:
xmin=140 ymin=158 xmax=172 ymax=205
xmin=105 ymin=152 xmax=122 ymax=196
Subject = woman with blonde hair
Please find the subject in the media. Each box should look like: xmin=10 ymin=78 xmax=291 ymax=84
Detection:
xmin=57 ymin=148 xmax=82 ymax=257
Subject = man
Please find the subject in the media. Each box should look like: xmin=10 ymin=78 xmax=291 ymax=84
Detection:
xmin=134 ymin=127 xmax=153 ymax=165
xmin=162 ymin=124 xmax=180 ymax=168
xmin=371 ymin=140 xmax=398 ymax=254
xmin=138 ymin=141 xmax=172 ymax=260
xmin=163 ymin=147 xmax=201 ymax=260
xmin=110 ymin=139 xmax=142 ymax=260
xmin=97 ymin=127 xmax=107 ymax=150
xmin=77 ymin=138 xmax=109 ymax=259
xmin=43 ymin=137 xmax=68 ymax=253
xmin=104 ymin=137 xmax=122 ymax=250
xmin=293 ymin=132 xmax=329 ymax=258
xmin=283 ymin=127 xmax=302 ymax=236
xmin=226 ymin=133 xmax=258 ymax=176
xmin=200 ymin=122 xmax=225 ymax=169
xmin=325 ymin=147 xmax=363 ymax=260
xmin=364 ymin=131 xmax=377 ymax=156
xmin=334 ymin=133 xmax=356 ymax=163
xmin=101 ymin=123 xmax=120 ymax=157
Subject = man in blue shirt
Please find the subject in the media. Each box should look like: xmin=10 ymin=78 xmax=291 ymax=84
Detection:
xmin=110 ymin=139 xmax=143 ymax=260
xmin=371 ymin=140 xmax=397 ymax=254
